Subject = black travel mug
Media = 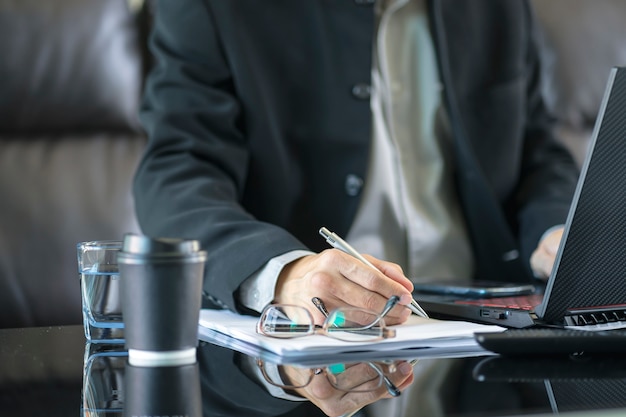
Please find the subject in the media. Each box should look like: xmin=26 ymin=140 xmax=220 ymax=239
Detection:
xmin=124 ymin=363 xmax=202 ymax=417
xmin=118 ymin=233 xmax=206 ymax=367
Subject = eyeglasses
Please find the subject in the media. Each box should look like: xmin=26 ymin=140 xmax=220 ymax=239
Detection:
xmin=256 ymin=358 xmax=402 ymax=396
xmin=256 ymin=296 xmax=399 ymax=342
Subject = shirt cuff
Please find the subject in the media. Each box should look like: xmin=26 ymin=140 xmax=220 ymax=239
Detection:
xmin=239 ymin=250 xmax=314 ymax=313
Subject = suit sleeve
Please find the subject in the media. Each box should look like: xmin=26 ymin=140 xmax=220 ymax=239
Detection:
xmin=514 ymin=1 xmax=579 ymax=261
xmin=133 ymin=0 xmax=307 ymax=311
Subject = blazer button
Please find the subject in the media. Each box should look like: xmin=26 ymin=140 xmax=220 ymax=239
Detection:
xmin=345 ymin=174 xmax=364 ymax=196
xmin=351 ymin=83 xmax=371 ymax=100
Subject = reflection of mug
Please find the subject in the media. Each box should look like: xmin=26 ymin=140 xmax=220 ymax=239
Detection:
xmin=124 ymin=363 xmax=202 ymax=417
xmin=118 ymin=234 xmax=206 ymax=367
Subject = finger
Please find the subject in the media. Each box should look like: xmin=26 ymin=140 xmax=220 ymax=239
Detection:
xmin=301 ymin=363 xmax=398 ymax=414
xmin=318 ymin=274 xmax=411 ymax=325
xmin=279 ymin=364 xmax=315 ymax=389
xmin=530 ymin=248 xmax=552 ymax=279
xmin=542 ymin=228 xmax=564 ymax=255
xmin=333 ymin=361 xmax=414 ymax=414
xmin=325 ymin=250 xmax=413 ymax=305
xmin=326 ymin=362 xmax=383 ymax=392
xmin=304 ymin=373 xmax=359 ymax=416
xmin=530 ymin=228 xmax=564 ymax=279
xmin=391 ymin=365 xmax=415 ymax=393
xmin=365 ymin=255 xmax=414 ymax=292
xmin=383 ymin=360 xmax=415 ymax=395
xmin=338 ymin=361 xmax=413 ymax=397
xmin=276 ymin=250 xmax=413 ymax=324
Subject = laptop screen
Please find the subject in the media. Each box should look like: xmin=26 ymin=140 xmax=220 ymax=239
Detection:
xmin=537 ymin=66 xmax=626 ymax=323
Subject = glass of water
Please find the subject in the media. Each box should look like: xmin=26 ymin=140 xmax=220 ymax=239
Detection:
xmin=77 ymin=241 xmax=125 ymax=343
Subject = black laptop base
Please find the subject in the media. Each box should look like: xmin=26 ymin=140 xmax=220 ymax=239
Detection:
xmin=475 ymin=327 xmax=626 ymax=356
xmin=414 ymin=293 xmax=538 ymax=328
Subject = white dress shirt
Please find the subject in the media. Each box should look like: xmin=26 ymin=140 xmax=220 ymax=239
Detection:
xmin=240 ymin=0 xmax=474 ymax=314
xmin=346 ymin=0 xmax=473 ymax=283
xmin=238 ymin=0 xmax=476 ymax=404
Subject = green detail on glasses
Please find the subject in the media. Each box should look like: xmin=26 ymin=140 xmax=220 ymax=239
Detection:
xmin=329 ymin=311 xmax=346 ymax=327
xmin=327 ymin=363 xmax=346 ymax=375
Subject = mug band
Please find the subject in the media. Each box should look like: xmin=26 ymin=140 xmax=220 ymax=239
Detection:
xmin=128 ymin=348 xmax=196 ymax=367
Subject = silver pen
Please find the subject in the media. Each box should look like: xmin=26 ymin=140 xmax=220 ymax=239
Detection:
xmin=318 ymin=227 xmax=429 ymax=318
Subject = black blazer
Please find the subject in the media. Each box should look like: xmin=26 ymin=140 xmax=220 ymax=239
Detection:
xmin=135 ymin=0 xmax=579 ymax=311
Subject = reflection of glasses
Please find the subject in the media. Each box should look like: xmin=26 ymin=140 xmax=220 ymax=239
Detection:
xmin=256 ymin=296 xmax=399 ymax=342
xmin=256 ymin=358 xmax=402 ymax=396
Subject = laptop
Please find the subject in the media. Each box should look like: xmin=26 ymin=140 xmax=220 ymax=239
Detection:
xmin=414 ymin=66 xmax=626 ymax=329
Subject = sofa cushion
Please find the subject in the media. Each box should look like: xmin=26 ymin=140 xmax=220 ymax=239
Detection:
xmin=0 ymin=135 xmax=144 ymax=327
xmin=0 ymin=0 xmax=142 ymax=134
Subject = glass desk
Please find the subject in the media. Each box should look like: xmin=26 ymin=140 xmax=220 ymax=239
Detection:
xmin=1 ymin=325 xmax=626 ymax=417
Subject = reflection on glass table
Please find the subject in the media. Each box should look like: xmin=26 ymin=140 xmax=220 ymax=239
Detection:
xmin=254 ymin=355 xmax=417 ymax=416
xmin=82 ymin=343 xmax=201 ymax=417
xmin=82 ymin=344 xmax=127 ymax=416
xmin=473 ymin=355 xmax=626 ymax=414
xmin=125 ymin=362 xmax=201 ymax=417
xmin=256 ymin=358 xmax=408 ymax=397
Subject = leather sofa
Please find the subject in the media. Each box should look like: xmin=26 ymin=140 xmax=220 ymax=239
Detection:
xmin=0 ymin=0 xmax=149 ymax=327
xmin=0 ymin=0 xmax=624 ymax=328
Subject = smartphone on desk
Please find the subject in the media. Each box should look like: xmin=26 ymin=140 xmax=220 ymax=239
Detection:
xmin=413 ymin=280 xmax=536 ymax=298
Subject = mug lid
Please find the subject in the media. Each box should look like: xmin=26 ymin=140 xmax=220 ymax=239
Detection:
xmin=121 ymin=233 xmax=201 ymax=256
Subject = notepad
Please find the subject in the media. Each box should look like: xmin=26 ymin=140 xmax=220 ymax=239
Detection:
xmin=198 ymin=309 xmax=504 ymax=365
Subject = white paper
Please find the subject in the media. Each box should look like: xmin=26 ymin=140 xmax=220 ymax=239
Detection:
xmin=198 ymin=309 xmax=504 ymax=365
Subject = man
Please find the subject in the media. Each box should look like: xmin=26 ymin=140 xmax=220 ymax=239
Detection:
xmin=135 ymin=0 xmax=578 ymax=414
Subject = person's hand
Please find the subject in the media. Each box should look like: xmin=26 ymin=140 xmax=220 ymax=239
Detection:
xmin=530 ymin=227 xmax=564 ymax=279
xmin=275 ymin=249 xmax=414 ymax=325
xmin=284 ymin=360 xmax=415 ymax=417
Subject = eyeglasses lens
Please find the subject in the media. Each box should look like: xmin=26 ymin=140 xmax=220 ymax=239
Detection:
xmin=260 ymin=305 xmax=314 ymax=338
xmin=326 ymin=362 xmax=384 ymax=392
xmin=324 ymin=308 xmax=385 ymax=342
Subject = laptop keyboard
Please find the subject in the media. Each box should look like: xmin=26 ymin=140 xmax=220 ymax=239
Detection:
xmin=454 ymin=294 xmax=544 ymax=310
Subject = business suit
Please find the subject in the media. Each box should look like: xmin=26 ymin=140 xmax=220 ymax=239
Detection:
xmin=135 ymin=0 xmax=578 ymax=315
